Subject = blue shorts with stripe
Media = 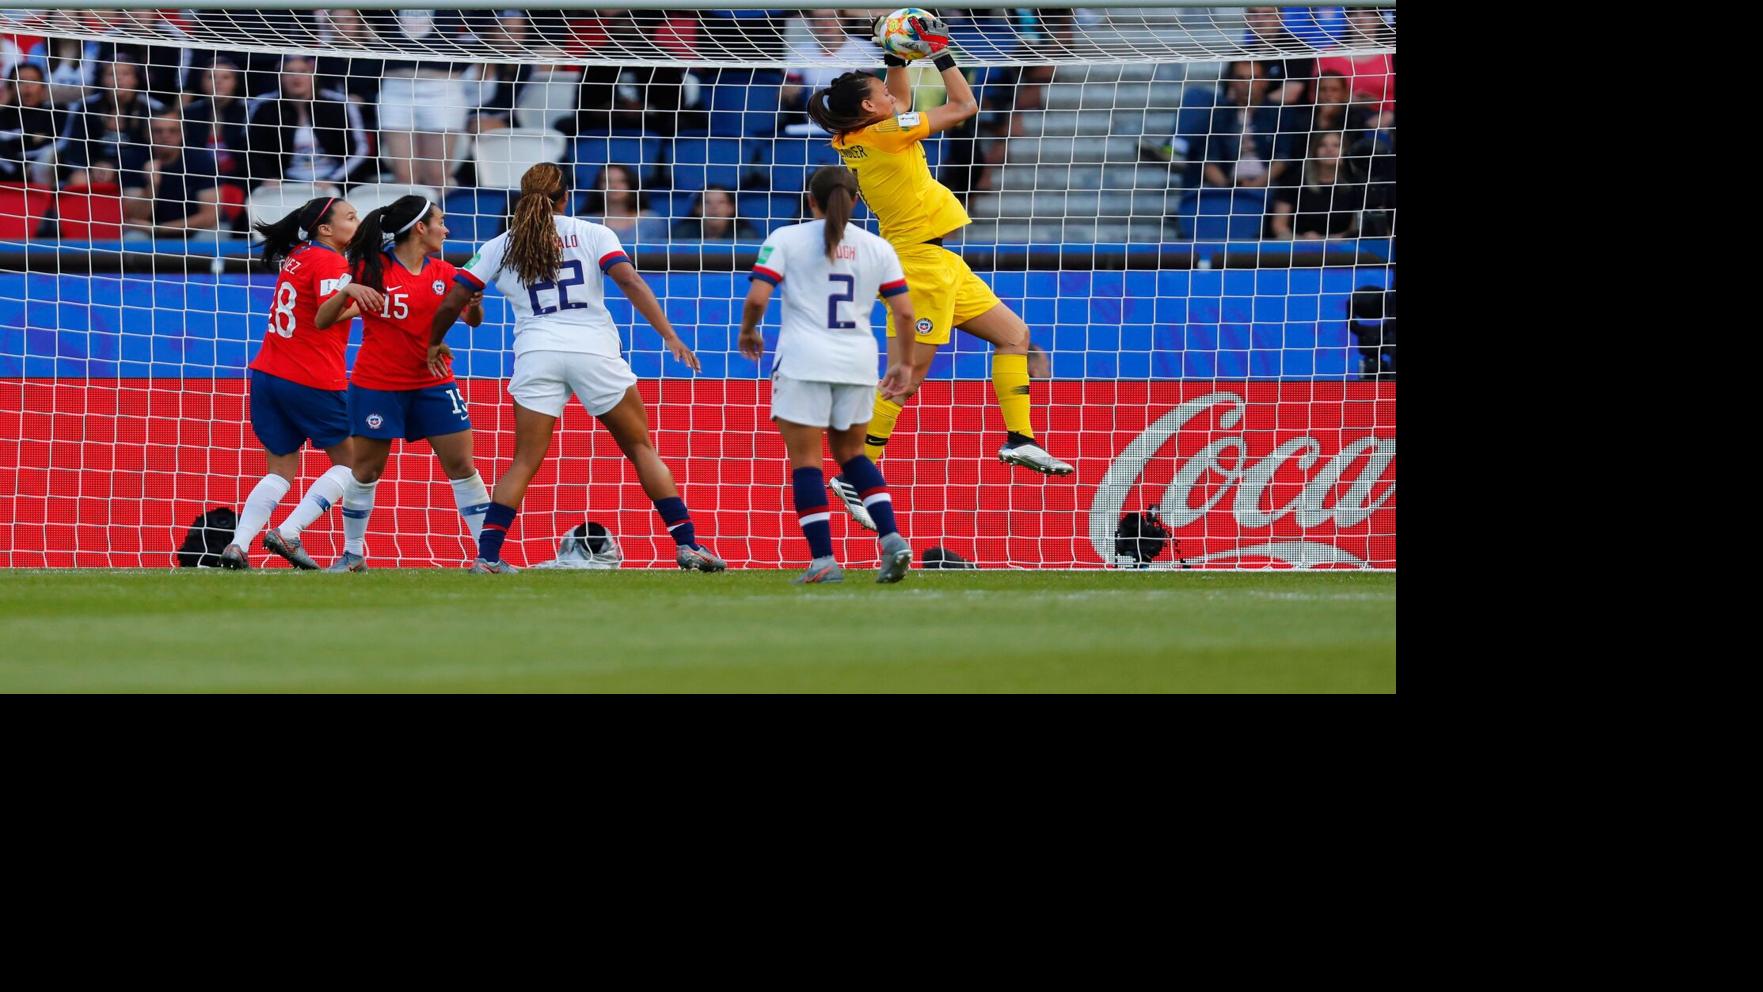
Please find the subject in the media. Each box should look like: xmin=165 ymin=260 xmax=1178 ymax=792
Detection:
xmin=249 ymin=369 xmax=350 ymax=456
xmin=348 ymin=382 xmax=473 ymax=441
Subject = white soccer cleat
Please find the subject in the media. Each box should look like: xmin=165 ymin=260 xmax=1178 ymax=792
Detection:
xmin=998 ymin=441 xmax=1074 ymax=476
xmin=828 ymin=474 xmax=877 ymax=531
xmin=469 ymin=557 xmax=520 ymax=574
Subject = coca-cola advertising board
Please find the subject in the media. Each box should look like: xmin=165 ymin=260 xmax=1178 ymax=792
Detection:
xmin=1 ymin=378 xmax=1394 ymax=568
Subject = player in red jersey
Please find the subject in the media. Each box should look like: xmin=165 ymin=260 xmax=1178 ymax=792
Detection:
xmin=222 ymin=195 xmax=388 ymax=571
xmin=328 ymin=195 xmax=486 ymax=571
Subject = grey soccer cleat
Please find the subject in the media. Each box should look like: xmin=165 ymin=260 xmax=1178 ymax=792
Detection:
xmin=263 ymin=528 xmax=319 ymax=570
xmin=792 ymin=556 xmax=844 ymax=585
xmin=469 ymin=557 xmax=520 ymax=574
xmin=875 ymin=532 xmax=912 ymax=584
xmin=326 ymin=551 xmax=368 ymax=573
xmin=677 ymin=544 xmax=727 ymax=573
xmin=998 ymin=441 xmax=1074 ymax=476
xmin=828 ymin=474 xmax=877 ymax=531
xmin=219 ymin=544 xmax=250 ymax=570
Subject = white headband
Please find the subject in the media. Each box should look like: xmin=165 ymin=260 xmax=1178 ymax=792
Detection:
xmin=383 ymin=198 xmax=433 ymax=243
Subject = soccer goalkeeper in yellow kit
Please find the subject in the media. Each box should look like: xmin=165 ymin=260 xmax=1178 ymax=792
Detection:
xmin=804 ymin=12 xmax=1073 ymax=530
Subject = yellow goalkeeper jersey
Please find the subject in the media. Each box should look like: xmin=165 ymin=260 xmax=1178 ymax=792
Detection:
xmin=831 ymin=112 xmax=970 ymax=247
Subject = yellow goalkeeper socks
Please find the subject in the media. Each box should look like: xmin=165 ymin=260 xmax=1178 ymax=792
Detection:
xmin=865 ymin=395 xmax=905 ymax=462
xmin=991 ymin=352 xmax=1035 ymax=441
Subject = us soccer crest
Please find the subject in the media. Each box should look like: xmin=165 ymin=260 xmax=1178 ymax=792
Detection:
xmin=432 ymin=280 xmax=446 ymax=295
xmin=915 ymin=318 xmax=934 ymax=337
xmin=366 ymin=413 xmax=384 ymax=429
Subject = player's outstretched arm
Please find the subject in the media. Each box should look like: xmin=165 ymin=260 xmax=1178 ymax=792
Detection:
xmin=880 ymin=291 xmax=920 ymax=400
xmin=922 ymin=54 xmax=979 ymax=135
xmin=877 ymin=12 xmax=974 ymax=134
xmin=738 ymin=280 xmax=775 ymax=361
xmin=609 ymin=261 xmax=701 ymax=373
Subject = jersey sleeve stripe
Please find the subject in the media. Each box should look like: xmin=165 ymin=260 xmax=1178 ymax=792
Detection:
xmin=454 ymin=270 xmax=485 ymax=290
xmin=751 ymin=265 xmax=783 ymax=286
xmin=879 ymin=278 xmax=909 ymax=297
xmin=598 ymin=251 xmax=630 ymax=273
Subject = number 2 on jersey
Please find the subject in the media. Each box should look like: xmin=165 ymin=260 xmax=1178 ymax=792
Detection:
xmin=528 ymin=260 xmax=588 ymax=315
xmin=827 ymin=274 xmax=856 ymax=330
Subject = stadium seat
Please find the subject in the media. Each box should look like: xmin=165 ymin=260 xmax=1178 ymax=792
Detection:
xmin=574 ymin=134 xmax=666 ymax=187
xmin=1176 ymin=188 xmax=1269 ymax=241
xmin=763 ymin=136 xmax=842 ymax=194
xmin=55 ymin=183 xmax=124 ymax=240
xmin=670 ymin=135 xmax=751 ymax=193
xmin=441 ymin=188 xmax=511 ymax=242
xmin=0 ymin=182 xmax=54 ymax=240
xmin=705 ymin=68 xmax=785 ymax=137
xmin=244 ymin=181 xmax=340 ymax=242
xmin=346 ymin=182 xmax=441 ymax=220
xmin=473 ymin=128 xmax=569 ymax=189
xmin=737 ymin=192 xmax=801 ymax=234
xmin=513 ymin=70 xmax=583 ymax=131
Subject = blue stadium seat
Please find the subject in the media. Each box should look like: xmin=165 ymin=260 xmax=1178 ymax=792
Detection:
xmin=574 ymin=134 xmax=667 ymax=189
xmin=762 ymin=135 xmax=843 ymax=194
xmin=1174 ymin=188 xmax=1270 ymax=241
xmin=737 ymin=192 xmax=802 ymax=234
xmin=442 ymin=189 xmax=510 ymax=243
xmin=705 ymin=69 xmax=786 ymax=137
xmin=671 ymin=135 xmax=751 ymax=192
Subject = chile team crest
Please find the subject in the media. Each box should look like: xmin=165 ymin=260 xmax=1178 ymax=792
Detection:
xmin=366 ymin=413 xmax=384 ymax=429
xmin=915 ymin=318 xmax=934 ymax=337
xmin=432 ymin=280 xmax=446 ymax=295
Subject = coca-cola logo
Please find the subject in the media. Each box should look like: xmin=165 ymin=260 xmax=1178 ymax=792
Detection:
xmin=1089 ymin=391 xmax=1395 ymax=568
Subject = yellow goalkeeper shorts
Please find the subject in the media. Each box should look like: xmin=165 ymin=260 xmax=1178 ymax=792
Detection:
xmin=883 ymin=242 xmax=1003 ymax=347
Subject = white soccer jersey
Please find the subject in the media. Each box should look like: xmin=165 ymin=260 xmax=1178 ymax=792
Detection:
xmin=751 ymin=220 xmax=908 ymax=385
xmin=456 ymin=215 xmax=631 ymax=358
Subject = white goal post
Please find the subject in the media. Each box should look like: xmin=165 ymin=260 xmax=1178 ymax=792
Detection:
xmin=0 ymin=2 xmax=1396 ymax=570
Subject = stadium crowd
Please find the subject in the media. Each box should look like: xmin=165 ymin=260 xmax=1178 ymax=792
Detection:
xmin=0 ymin=6 xmax=1393 ymax=244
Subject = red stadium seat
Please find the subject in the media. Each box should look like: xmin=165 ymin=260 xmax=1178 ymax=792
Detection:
xmin=0 ymin=182 xmax=55 ymax=240
xmin=56 ymin=183 xmax=125 ymax=240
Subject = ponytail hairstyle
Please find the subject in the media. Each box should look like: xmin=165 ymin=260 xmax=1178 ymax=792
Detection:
xmin=809 ymin=166 xmax=860 ymax=261
xmin=254 ymin=194 xmax=339 ymax=269
xmin=346 ymin=194 xmax=433 ymax=292
xmin=505 ymin=161 xmax=567 ymax=286
xmin=806 ymin=70 xmax=883 ymax=137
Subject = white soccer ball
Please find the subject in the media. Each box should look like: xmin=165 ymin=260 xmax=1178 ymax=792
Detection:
xmin=878 ymin=8 xmax=938 ymax=61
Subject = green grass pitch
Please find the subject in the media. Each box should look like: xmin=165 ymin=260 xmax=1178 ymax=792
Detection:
xmin=0 ymin=570 xmax=1395 ymax=693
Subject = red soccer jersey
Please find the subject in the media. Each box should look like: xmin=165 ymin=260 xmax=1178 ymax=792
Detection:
xmin=248 ymin=241 xmax=353 ymax=391
xmin=349 ymin=251 xmax=462 ymax=392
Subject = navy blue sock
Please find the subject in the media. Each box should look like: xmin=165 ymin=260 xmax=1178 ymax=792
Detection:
xmin=792 ymin=467 xmax=834 ymax=559
xmin=477 ymin=501 xmax=518 ymax=562
xmin=838 ymin=455 xmax=898 ymax=537
xmin=653 ymin=496 xmax=697 ymax=548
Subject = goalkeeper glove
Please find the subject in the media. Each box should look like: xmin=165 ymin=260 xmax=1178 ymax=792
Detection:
xmin=908 ymin=12 xmax=953 ymax=55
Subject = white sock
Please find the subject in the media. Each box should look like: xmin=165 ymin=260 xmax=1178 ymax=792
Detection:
xmin=342 ymin=477 xmax=378 ymax=556
xmin=450 ymin=471 xmax=491 ymax=541
xmin=277 ymin=464 xmax=353 ymax=540
xmin=232 ymin=474 xmax=291 ymax=549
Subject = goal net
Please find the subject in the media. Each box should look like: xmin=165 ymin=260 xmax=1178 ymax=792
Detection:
xmin=0 ymin=3 xmax=1396 ymax=570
